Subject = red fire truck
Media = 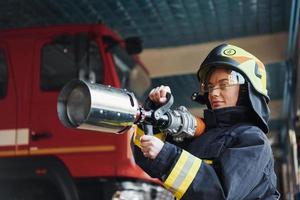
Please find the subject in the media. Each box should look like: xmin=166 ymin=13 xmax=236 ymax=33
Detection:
xmin=0 ymin=24 xmax=172 ymax=199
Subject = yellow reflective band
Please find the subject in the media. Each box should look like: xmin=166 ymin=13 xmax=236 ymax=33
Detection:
xmin=163 ymin=150 xmax=202 ymax=199
xmin=175 ymin=158 xmax=201 ymax=199
xmin=133 ymin=126 xmax=166 ymax=148
xmin=164 ymin=150 xmax=189 ymax=193
xmin=133 ymin=126 xmax=145 ymax=148
xmin=154 ymin=132 xmax=166 ymax=141
xmin=203 ymin=159 xmax=213 ymax=165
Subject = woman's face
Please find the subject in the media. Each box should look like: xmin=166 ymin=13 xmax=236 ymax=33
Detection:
xmin=206 ymin=68 xmax=240 ymax=109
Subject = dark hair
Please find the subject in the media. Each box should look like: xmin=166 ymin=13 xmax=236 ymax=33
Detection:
xmin=204 ymin=67 xmax=232 ymax=84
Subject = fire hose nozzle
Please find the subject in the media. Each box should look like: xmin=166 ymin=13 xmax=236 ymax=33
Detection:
xmin=57 ymin=80 xmax=205 ymax=140
xmin=57 ymin=79 xmax=141 ymax=134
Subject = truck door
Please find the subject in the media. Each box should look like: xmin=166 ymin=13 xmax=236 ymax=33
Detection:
xmin=29 ymin=33 xmax=120 ymax=176
xmin=0 ymin=45 xmax=17 ymax=156
xmin=30 ymin=33 xmax=105 ymax=149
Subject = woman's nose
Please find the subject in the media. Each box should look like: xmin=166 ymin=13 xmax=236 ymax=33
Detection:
xmin=210 ymin=87 xmax=221 ymax=96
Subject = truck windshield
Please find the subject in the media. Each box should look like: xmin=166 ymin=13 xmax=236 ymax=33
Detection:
xmin=40 ymin=34 xmax=104 ymax=91
xmin=0 ymin=49 xmax=7 ymax=98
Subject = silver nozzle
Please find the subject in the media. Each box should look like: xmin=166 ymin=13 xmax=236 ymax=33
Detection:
xmin=57 ymin=80 xmax=140 ymax=134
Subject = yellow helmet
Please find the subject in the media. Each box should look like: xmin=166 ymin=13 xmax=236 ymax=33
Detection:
xmin=197 ymin=44 xmax=269 ymax=101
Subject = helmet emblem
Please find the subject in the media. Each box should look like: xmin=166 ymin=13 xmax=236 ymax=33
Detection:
xmin=223 ymin=48 xmax=236 ymax=56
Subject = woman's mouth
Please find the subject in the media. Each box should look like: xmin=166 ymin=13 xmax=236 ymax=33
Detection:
xmin=212 ymin=101 xmax=224 ymax=108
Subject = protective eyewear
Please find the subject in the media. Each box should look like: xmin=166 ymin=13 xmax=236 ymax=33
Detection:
xmin=201 ymin=70 xmax=245 ymax=93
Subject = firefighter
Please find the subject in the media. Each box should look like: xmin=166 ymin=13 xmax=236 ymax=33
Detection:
xmin=131 ymin=44 xmax=280 ymax=200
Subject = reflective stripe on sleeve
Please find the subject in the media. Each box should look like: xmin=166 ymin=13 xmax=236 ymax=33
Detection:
xmin=163 ymin=150 xmax=202 ymax=200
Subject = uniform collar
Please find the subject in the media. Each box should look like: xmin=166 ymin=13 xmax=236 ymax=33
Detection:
xmin=204 ymin=106 xmax=254 ymax=129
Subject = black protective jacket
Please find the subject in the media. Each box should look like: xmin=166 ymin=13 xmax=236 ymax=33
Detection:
xmin=132 ymin=107 xmax=280 ymax=200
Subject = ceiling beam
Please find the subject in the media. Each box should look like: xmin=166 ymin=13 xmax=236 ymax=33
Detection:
xmin=141 ymin=32 xmax=288 ymax=78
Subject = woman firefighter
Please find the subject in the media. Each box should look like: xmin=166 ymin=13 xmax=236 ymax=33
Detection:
xmin=131 ymin=44 xmax=280 ymax=200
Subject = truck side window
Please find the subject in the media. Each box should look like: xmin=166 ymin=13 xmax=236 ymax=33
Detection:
xmin=40 ymin=34 xmax=104 ymax=91
xmin=111 ymin=45 xmax=150 ymax=99
xmin=0 ymin=49 xmax=8 ymax=99
xmin=111 ymin=45 xmax=135 ymax=88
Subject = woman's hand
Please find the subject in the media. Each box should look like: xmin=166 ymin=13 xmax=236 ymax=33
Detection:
xmin=149 ymin=85 xmax=171 ymax=104
xmin=140 ymin=135 xmax=164 ymax=159
xmin=140 ymin=85 xmax=169 ymax=159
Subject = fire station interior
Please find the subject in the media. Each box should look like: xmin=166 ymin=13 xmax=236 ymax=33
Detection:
xmin=0 ymin=0 xmax=300 ymax=200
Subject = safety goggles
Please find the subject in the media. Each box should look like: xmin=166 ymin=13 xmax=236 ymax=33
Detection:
xmin=201 ymin=70 xmax=245 ymax=93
